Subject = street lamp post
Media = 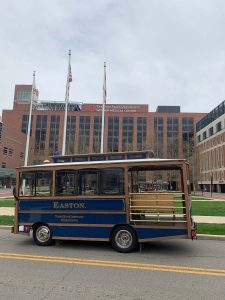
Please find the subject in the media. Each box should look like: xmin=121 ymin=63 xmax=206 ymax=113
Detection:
xmin=201 ymin=169 xmax=203 ymax=196
xmin=211 ymin=174 xmax=213 ymax=198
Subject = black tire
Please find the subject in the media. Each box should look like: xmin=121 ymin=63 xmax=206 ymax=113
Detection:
xmin=111 ymin=225 xmax=137 ymax=253
xmin=33 ymin=224 xmax=54 ymax=246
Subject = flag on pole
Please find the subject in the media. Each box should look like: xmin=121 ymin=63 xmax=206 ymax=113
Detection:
xmin=62 ymin=50 xmax=72 ymax=155
xmin=103 ymin=62 xmax=106 ymax=104
xmin=66 ymin=51 xmax=72 ymax=101
xmin=100 ymin=62 xmax=107 ymax=153
xmin=69 ymin=64 xmax=72 ymax=82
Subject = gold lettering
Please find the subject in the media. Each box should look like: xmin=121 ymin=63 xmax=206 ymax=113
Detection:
xmin=53 ymin=202 xmax=86 ymax=209
xmin=53 ymin=202 xmax=60 ymax=209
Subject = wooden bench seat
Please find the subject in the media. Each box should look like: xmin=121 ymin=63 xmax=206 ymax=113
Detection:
xmin=130 ymin=193 xmax=175 ymax=220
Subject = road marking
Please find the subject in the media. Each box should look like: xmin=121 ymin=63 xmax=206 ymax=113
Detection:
xmin=0 ymin=252 xmax=225 ymax=277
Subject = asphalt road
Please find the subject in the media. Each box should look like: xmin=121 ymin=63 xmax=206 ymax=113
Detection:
xmin=0 ymin=230 xmax=225 ymax=300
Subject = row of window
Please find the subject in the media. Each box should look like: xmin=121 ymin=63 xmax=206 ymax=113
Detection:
xmin=0 ymin=122 xmax=2 ymax=142
xmin=19 ymin=168 xmax=124 ymax=197
xmin=3 ymin=147 xmax=13 ymax=156
xmin=197 ymin=121 xmax=222 ymax=143
xmin=196 ymin=101 xmax=225 ymax=132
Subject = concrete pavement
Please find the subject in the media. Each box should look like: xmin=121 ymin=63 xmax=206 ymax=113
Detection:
xmin=0 ymin=207 xmax=14 ymax=216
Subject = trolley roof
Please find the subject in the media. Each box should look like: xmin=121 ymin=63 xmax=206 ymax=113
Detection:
xmin=18 ymin=158 xmax=188 ymax=171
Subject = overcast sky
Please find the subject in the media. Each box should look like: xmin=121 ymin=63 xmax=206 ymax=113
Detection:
xmin=1 ymin=0 xmax=225 ymax=115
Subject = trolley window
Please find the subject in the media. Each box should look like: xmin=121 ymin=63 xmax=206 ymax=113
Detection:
xmin=101 ymin=168 xmax=124 ymax=195
xmin=19 ymin=171 xmax=52 ymax=197
xmin=56 ymin=170 xmax=78 ymax=196
xmin=78 ymin=169 xmax=99 ymax=196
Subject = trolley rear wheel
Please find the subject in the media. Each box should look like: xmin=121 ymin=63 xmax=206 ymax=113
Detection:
xmin=111 ymin=225 xmax=137 ymax=253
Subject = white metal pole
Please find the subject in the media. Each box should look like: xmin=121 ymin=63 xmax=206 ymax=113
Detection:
xmin=24 ymin=71 xmax=35 ymax=166
xmin=100 ymin=62 xmax=106 ymax=153
xmin=62 ymin=50 xmax=71 ymax=156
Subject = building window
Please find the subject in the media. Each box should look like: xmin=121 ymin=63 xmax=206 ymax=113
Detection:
xmin=137 ymin=117 xmax=147 ymax=151
xmin=17 ymin=90 xmax=32 ymax=101
xmin=197 ymin=135 xmax=201 ymax=143
xmin=0 ymin=122 xmax=2 ymax=142
xmin=209 ymin=127 xmax=214 ymax=137
xmin=108 ymin=116 xmax=119 ymax=152
xmin=122 ymin=117 xmax=133 ymax=151
xmin=21 ymin=115 xmax=33 ymax=135
xmin=34 ymin=115 xmax=47 ymax=155
xmin=3 ymin=147 xmax=8 ymax=156
xmin=182 ymin=117 xmax=194 ymax=159
xmin=167 ymin=117 xmax=179 ymax=158
xmin=2 ymin=162 xmax=6 ymax=168
xmin=66 ymin=116 xmax=76 ymax=154
xmin=93 ymin=116 xmax=102 ymax=153
xmin=216 ymin=122 xmax=222 ymax=132
xmin=49 ymin=115 xmax=60 ymax=156
xmin=8 ymin=148 xmax=13 ymax=156
xmin=78 ymin=116 xmax=90 ymax=154
xmin=154 ymin=117 xmax=163 ymax=158
xmin=203 ymin=131 xmax=207 ymax=140
xmin=3 ymin=147 xmax=13 ymax=157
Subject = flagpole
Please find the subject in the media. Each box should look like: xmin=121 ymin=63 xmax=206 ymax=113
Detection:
xmin=24 ymin=71 xmax=35 ymax=166
xmin=100 ymin=62 xmax=106 ymax=153
xmin=62 ymin=50 xmax=71 ymax=156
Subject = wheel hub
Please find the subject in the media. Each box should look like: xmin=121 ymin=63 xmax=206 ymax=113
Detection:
xmin=115 ymin=230 xmax=132 ymax=249
xmin=36 ymin=226 xmax=50 ymax=243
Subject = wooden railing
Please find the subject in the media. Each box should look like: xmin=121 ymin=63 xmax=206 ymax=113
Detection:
xmin=130 ymin=192 xmax=187 ymax=223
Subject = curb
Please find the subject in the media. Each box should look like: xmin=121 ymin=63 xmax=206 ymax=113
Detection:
xmin=0 ymin=226 xmax=12 ymax=230
xmin=197 ymin=234 xmax=225 ymax=241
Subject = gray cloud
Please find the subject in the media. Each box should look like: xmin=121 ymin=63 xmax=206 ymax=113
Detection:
xmin=1 ymin=0 xmax=225 ymax=115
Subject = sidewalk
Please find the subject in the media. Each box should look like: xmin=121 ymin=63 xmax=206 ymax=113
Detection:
xmin=193 ymin=216 xmax=225 ymax=224
xmin=0 ymin=188 xmax=13 ymax=198
xmin=0 ymin=207 xmax=14 ymax=216
xmin=193 ymin=191 xmax=225 ymax=200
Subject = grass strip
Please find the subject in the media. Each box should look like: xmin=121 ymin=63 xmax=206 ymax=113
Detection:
xmin=0 ymin=216 xmax=13 ymax=226
xmin=192 ymin=201 xmax=225 ymax=216
xmin=197 ymin=223 xmax=225 ymax=235
xmin=0 ymin=199 xmax=15 ymax=207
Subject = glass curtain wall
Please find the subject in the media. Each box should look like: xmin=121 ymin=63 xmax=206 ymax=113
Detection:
xmin=34 ymin=115 xmax=47 ymax=155
xmin=137 ymin=117 xmax=147 ymax=151
xmin=167 ymin=117 xmax=179 ymax=158
xmin=93 ymin=116 xmax=102 ymax=153
xmin=66 ymin=116 xmax=76 ymax=154
xmin=49 ymin=115 xmax=60 ymax=156
xmin=154 ymin=117 xmax=163 ymax=158
xmin=108 ymin=116 xmax=119 ymax=152
xmin=78 ymin=116 xmax=90 ymax=154
xmin=122 ymin=117 xmax=133 ymax=152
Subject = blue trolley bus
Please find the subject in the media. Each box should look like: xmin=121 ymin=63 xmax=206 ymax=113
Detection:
xmin=13 ymin=156 xmax=196 ymax=252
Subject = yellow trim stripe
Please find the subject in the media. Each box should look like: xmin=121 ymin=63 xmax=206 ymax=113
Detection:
xmin=0 ymin=252 xmax=225 ymax=277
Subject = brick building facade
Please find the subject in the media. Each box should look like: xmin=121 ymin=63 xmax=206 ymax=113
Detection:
xmin=0 ymin=84 xmax=206 ymax=187
xmin=196 ymin=101 xmax=225 ymax=192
